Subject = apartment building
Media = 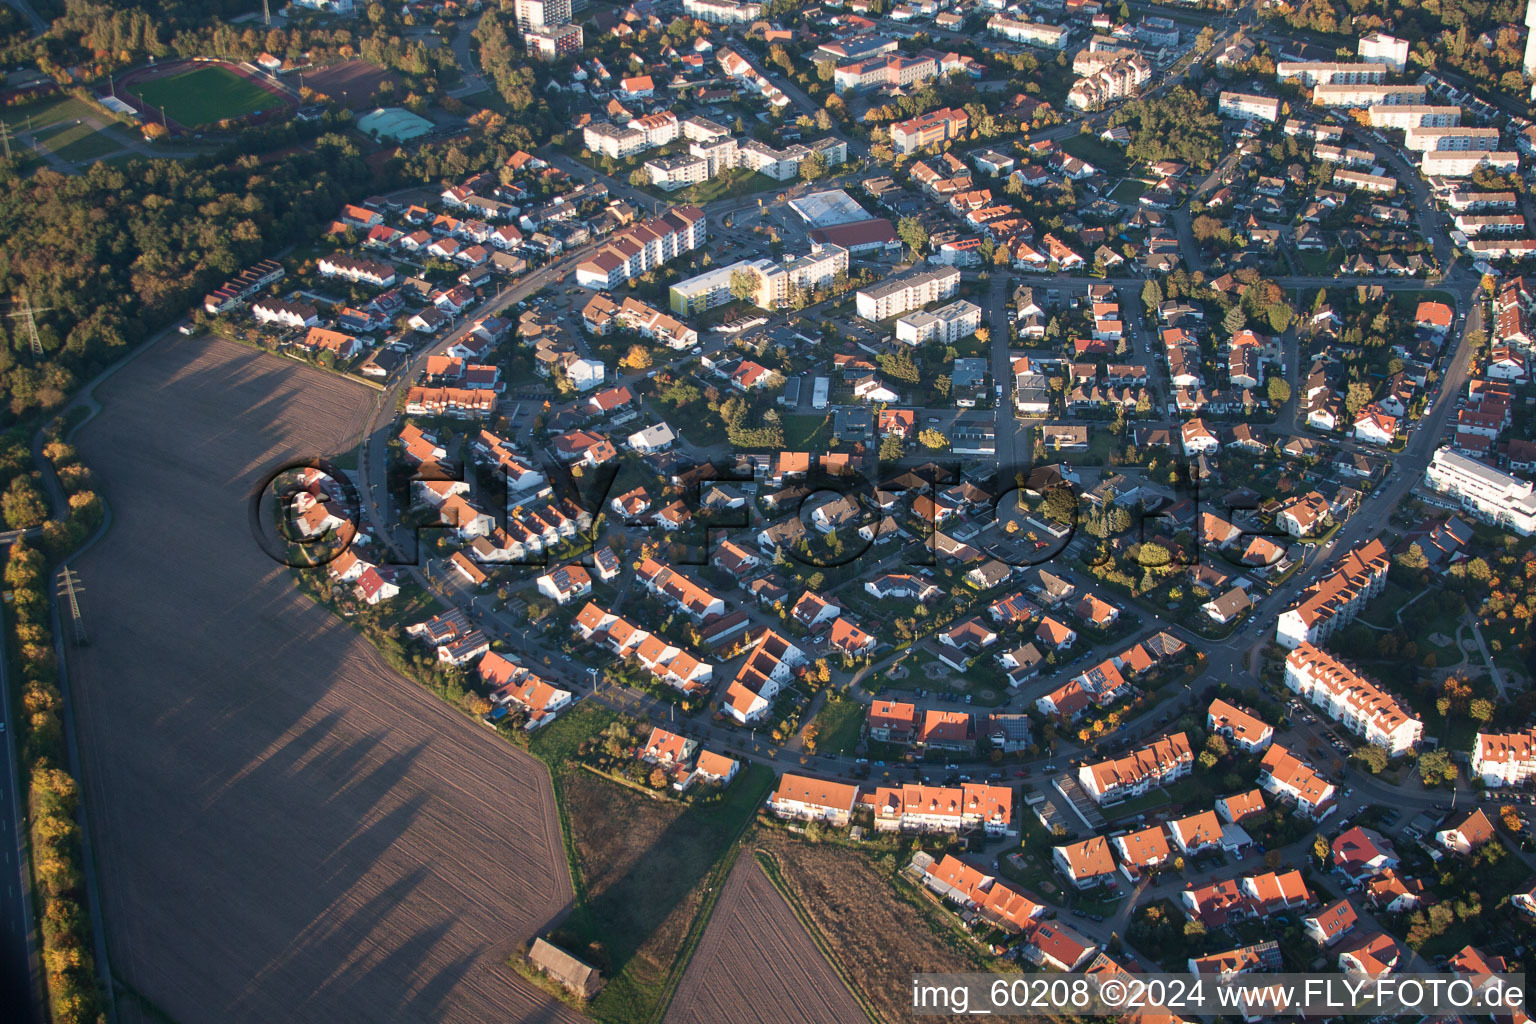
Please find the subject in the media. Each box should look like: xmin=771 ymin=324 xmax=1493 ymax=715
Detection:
xmin=891 ymin=107 xmax=970 ymax=155
xmin=1207 ymin=699 xmax=1274 ymax=753
xmin=766 ymin=773 xmax=860 ymax=824
xmin=1274 ymin=539 xmax=1389 ymax=648
xmin=1076 ymin=732 xmax=1193 ymax=805
xmin=1259 ymin=745 xmax=1337 ymax=819
xmin=636 ymin=557 xmax=726 ymax=622
xmin=628 ymin=111 xmax=681 ymax=147
xmin=855 ymin=266 xmax=961 ymax=321
xmin=1403 ymin=125 xmax=1500 ymax=152
xmin=988 ymin=15 xmax=1069 ymax=49
xmin=1425 ymin=447 xmax=1536 ymax=535
xmin=1068 ymin=52 xmax=1151 ymax=110
xmin=1312 ymin=84 xmax=1426 ymax=107
xmin=1284 ymin=644 xmax=1423 ymax=755
xmin=871 ymin=782 xmax=1014 ymax=834
xmin=524 ymin=22 xmax=582 ymax=59
xmin=574 ymin=207 xmax=706 ymax=289
xmin=317 ymin=254 xmax=396 ymax=287
xmin=1421 ymin=150 xmax=1521 ymax=177
xmin=1358 ymin=32 xmax=1409 ymax=71
xmin=583 ymin=121 xmax=649 ymax=160
xmin=833 ymin=53 xmax=938 ymax=94
xmin=1332 ymin=169 xmax=1398 ymax=193
xmin=645 ymin=154 xmax=709 ymax=191
xmin=681 ymin=0 xmax=761 ymax=23
xmin=513 ymin=0 xmax=570 ymax=32
xmin=1277 ymin=62 xmax=1385 ymax=86
xmin=670 ymin=245 xmax=848 ymax=312
xmin=1368 ymin=104 xmax=1461 ymax=129
xmin=724 ymin=628 xmax=805 ymax=723
xmin=1219 ymin=91 xmax=1281 ymax=123
xmin=1472 ymin=728 xmax=1536 ymax=787
xmin=895 ymin=299 xmax=982 ymax=345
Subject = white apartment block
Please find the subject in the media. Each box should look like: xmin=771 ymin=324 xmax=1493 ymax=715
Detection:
xmin=1275 ymin=539 xmax=1389 ymax=649
xmin=682 ymin=116 xmax=731 ymax=143
xmin=896 ymin=299 xmax=982 ymax=345
xmin=628 ymin=111 xmax=681 ymax=147
xmin=1332 ymin=169 xmax=1398 ymax=194
xmin=524 ymin=23 xmax=582 ymax=60
xmin=681 ymin=0 xmax=762 ymax=23
xmin=1454 ymin=213 xmax=1526 ymax=236
xmin=1284 ymin=644 xmax=1423 ymax=756
xmin=574 ymin=208 xmax=706 ymax=290
xmin=1425 ymin=447 xmax=1536 ymax=535
xmin=1368 ymin=104 xmax=1461 ymax=130
xmin=1421 ymin=150 xmax=1520 ymax=177
xmin=1277 ymin=62 xmax=1385 ymax=86
xmin=738 ymin=137 xmax=848 ymax=180
xmin=855 ymin=266 xmax=961 ymax=321
xmin=1219 ymin=91 xmax=1281 ymax=123
xmin=987 ymin=15 xmax=1069 ymax=49
xmin=645 ymin=154 xmax=709 ymax=191
xmin=583 ymin=122 xmax=649 ymax=160
xmin=513 ymin=0 xmax=571 ymax=32
xmin=691 ymin=136 xmax=739 ymax=177
xmin=1473 ymin=729 xmax=1536 ymax=787
xmin=1403 ymin=126 xmax=1500 ymax=152
xmin=1312 ymin=83 xmax=1426 ymax=107
xmin=1358 ymin=32 xmax=1409 ymax=72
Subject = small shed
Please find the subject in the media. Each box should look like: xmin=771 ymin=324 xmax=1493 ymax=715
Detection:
xmin=528 ymin=938 xmax=603 ymax=1000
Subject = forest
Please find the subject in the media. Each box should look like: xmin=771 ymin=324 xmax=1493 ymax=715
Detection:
xmin=0 ymin=134 xmax=372 ymax=422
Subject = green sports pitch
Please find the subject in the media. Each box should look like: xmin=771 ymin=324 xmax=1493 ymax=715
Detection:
xmin=128 ymin=65 xmax=282 ymax=127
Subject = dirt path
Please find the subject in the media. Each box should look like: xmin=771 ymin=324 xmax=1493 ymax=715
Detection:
xmin=665 ymin=855 xmax=864 ymax=1024
xmin=68 ymin=336 xmax=584 ymax=1024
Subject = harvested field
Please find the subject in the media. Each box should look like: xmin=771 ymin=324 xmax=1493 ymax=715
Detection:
xmin=305 ymin=59 xmax=400 ymax=109
xmin=665 ymin=855 xmax=863 ymax=1024
xmin=754 ymin=831 xmax=995 ymax=1024
xmin=69 ymin=335 xmax=583 ymax=1024
xmin=552 ymin=761 xmax=775 ymax=1023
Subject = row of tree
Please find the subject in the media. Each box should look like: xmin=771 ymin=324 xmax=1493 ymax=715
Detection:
xmin=6 ymin=539 xmax=102 ymax=1023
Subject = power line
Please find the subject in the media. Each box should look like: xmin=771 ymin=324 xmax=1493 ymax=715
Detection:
xmin=6 ymin=295 xmax=52 ymax=357
xmin=57 ymin=568 xmax=87 ymax=645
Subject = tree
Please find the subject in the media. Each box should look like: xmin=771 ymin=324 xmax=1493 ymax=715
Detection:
xmin=799 ymin=152 xmax=828 ymax=182
xmin=1417 ymin=748 xmax=1458 ymax=786
xmin=918 ymin=428 xmax=948 ymax=449
xmin=729 ymin=268 xmax=758 ymax=303
xmin=1352 ymin=744 xmax=1389 ymax=774
xmin=879 ymin=432 xmax=904 ymax=461
xmin=1397 ymin=542 xmax=1429 ymax=571
xmin=1222 ymin=305 xmax=1247 ymax=334
xmin=1266 ymin=377 xmax=1291 ymax=406
xmin=621 ymin=345 xmax=652 ymax=371
xmin=1312 ymin=833 xmax=1330 ymax=863
xmin=897 ymin=215 xmax=928 ymax=257
xmin=1345 ymin=381 xmax=1374 ymax=418
xmin=1469 ymin=697 xmax=1495 ymax=724
xmin=1140 ymin=278 xmax=1162 ymax=310
xmin=2 ymin=477 xmax=46 ymax=530
xmin=1195 ymin=25 xmax=1216 ymax=52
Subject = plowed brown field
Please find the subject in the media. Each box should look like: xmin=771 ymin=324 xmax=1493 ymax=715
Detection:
xmin=68 ymin=336 xmax=585 ymax=1024
xmin=754 ymin=831 xmax=993 ymax=1024
xmin=665 ymin=855 xmax=863 ymax=1024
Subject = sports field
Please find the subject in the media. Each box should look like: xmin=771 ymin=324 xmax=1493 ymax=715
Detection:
xmin=127 ymin=65 xmax=279 ymax=126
